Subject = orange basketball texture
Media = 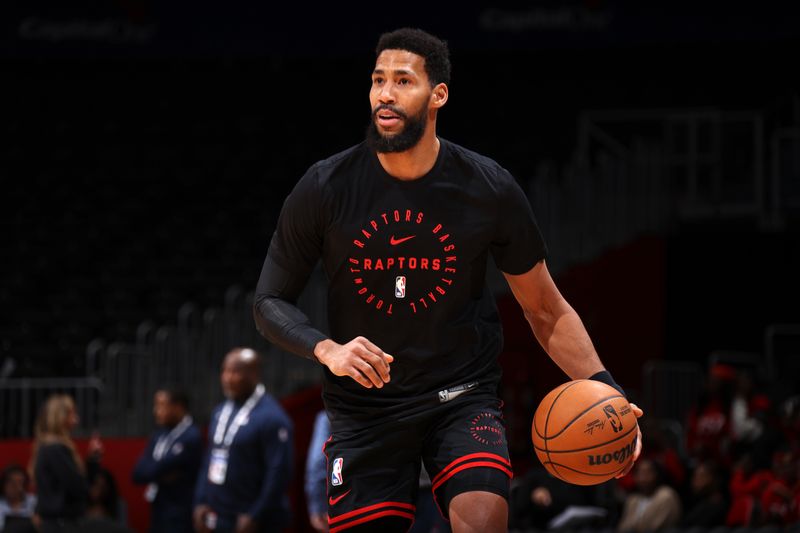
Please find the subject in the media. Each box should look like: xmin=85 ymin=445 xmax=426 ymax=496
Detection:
xmin=532 ymin=379 xmax=638 ymax=485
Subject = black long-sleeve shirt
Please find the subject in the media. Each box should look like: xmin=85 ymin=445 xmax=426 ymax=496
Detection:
xmin=33 ymin=443 xmax=90 ymax=521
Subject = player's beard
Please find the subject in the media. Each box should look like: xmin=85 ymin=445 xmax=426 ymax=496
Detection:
xmin=366 ymin=103 xmax=428 ymax=153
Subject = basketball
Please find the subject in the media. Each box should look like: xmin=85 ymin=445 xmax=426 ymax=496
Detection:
xmin=532 ymin=379 xmax=639 ymax=485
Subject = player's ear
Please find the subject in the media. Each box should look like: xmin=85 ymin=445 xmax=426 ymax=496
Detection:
xmin=431 ymin=83 xmax=448 ymax=109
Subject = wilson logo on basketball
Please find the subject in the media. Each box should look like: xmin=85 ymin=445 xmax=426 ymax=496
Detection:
xmin=348 ymin=208 xmax=459 ymax=316
xmin=587 ymin=436 xmax=637 ymax=466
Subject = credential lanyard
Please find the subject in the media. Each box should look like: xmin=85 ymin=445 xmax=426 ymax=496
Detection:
xmin=212 ymin=384 xmax=265 ymax=448
xmin=153 ymin=415 xmax=193 ymax=460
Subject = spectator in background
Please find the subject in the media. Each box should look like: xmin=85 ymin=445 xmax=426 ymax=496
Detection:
xmin=680 ymin=460 xmax=728 ymax=529
xmin=779 ymin=395 xmax=800 ymax=452
xmin=726 ymin=452 xmax=773 ymax=527
xmin=0 ymin=464 xmax=37 ymax=533
xmin=618 ymin=419 xmax=686 ymax=492
xmin=132 ymin=386 xmax=202 ymax=533
xmin=509 ymin=467 xmax=611 ymax=531
xmin=617 ymin=458 xmax=681 ymax=532
xmin=194 ymin=348 xmax=293 ymax=533
xmin=730 ymin=371 xmax=768 ymax=443
xmin=304 ymin=411 xmax=329 ymax=533
xmin=730 ymin=370 xmax=779 ymax=470
xmin=760 ymin=450 xmax=799 ymax=526
xmin=30 ymin=394 xmax=103 ymax=533
xmin=83 ymin=467 xmax=133 ymax=533
xmin=686 ymin=364 xmax=736 ymax=466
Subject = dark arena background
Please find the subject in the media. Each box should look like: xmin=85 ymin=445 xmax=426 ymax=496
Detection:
xmin=2 ymin=2 xmax=800 ymax=532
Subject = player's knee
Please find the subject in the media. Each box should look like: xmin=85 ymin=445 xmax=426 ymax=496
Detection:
xmin=332 ymin=515 xmax=412 ymax=532
xmin=435 ymin=465 xmax=511 ymax=516
xmin=448 ymin=491 xmax=507 ymax=533
xmin=433 ymin=466 xmax=510 ymax=532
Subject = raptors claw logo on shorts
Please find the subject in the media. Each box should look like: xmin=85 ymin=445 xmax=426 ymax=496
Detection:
xmin=469 ymin=412 xmax=504 ymax=446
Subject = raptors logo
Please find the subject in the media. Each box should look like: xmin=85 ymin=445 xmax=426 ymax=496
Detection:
xmin=469 ymin=412 xmax=505 ymax=446
xmin=348 ymin=208 xmax=459 ymax=316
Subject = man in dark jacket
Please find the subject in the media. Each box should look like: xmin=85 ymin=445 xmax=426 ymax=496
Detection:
xmin=132 ymin=386 xmax=202 ymax=533
xmin=193 ymin=348 xmax=293 ymax=533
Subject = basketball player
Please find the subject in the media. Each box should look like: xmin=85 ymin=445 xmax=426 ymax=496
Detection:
xmin=254 ymin=28 xmax=642 ymax=533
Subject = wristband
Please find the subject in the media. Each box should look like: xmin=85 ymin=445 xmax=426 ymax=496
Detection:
xmin=589 ymin=370 xmax=625 ymax=397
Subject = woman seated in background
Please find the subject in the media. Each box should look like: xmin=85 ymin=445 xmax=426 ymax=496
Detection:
xmin=0 ymin=464 xmax=37 ymax=533
xmin=83 ymin=467 xmax=133 ymax=533
xmin=681 ymin=460 xmax=728 ymax=529
xmin=29 ymin=394 xmax=103 ymax=533
xmin=617 ymin=458 xmax=682 ymax=532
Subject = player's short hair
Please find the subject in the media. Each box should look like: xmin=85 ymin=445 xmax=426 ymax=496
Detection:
xmin=376 ymin=28 xmax=451 ymax=87
xmin=158 ymin=385 xmax=190 ymax=411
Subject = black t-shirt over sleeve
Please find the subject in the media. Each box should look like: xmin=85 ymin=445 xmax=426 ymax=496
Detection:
xmin=252 ymin=139 xmax=554 ymax=420
xmin=490 ymin=169 xmax=548 ymax=275
xmin=267 ymin=166 xmax=326 ymax=277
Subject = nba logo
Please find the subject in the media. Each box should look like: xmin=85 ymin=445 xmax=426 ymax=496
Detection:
xmin=331 ymin=457 xmax=343 ymax=486
xmin=395 ymin=276 xmax=406 ymax=298
xmin=602 ymin=404 xmax=623 ymax=433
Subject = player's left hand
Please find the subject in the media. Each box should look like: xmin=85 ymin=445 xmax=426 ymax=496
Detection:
xmin=615 ymin=402 xmax=643 ymax=478
xmin=236 ymin=514 xmax=258 ymax=533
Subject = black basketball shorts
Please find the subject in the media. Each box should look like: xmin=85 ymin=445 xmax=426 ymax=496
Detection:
xmin=322 ymin=390 xmax=513 ymax=532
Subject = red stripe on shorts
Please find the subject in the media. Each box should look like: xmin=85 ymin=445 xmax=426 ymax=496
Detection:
xmin=430 ymin=457 xmax=514 ymax=522
xmin=328 ymin=501 xmax=416 ymax=525
xmin=329 ymin=509 xmax=415 ymax=533
xmin=431 ymin=452 xmax=512 ymax=487
xmin=432 ymin=460 xmax=513 ymax=492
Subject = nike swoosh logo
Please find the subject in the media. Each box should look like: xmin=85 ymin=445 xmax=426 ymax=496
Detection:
xmin=329 ymin=489 xmax=351 ymax=506
xmin=390 ymin=235 xmax=416 ymax=246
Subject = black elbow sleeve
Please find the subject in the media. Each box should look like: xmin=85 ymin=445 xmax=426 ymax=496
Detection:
xmin=253 ymin=254 xmax=328 ymax=360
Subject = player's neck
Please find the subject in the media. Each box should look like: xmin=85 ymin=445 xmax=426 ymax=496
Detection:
xmin=376 ymin=127 xmax=440 ymax=181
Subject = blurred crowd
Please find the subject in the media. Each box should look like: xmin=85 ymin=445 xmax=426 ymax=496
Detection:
xmin=510 ymin=363 xmax=800 ymax=533
xmin=1 ymin=394 xmax=131 ymax=533
xmin=1 ymin=348 xmax=293 ymax=533
xmin=2 ymin=361 xmax=799 ymax=533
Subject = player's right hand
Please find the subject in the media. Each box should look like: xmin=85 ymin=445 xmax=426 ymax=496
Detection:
xmin=314 ymin=336 xmax=393 ymax=389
